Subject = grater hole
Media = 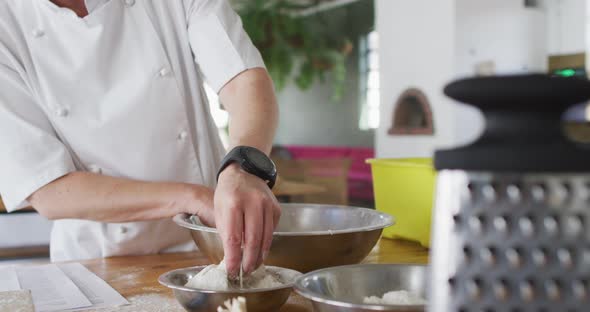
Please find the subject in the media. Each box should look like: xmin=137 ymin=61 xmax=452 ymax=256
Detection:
xmin=530 ymin=183 xmax=547 ymax=202
xmin=463 ymin=246 xmax=473 ymax=263
xmin=581 ymin=248 xmax=590 ymax=269
xmin=466 ymin=182 xmax=475 ymax=201
xmin=572 ymin=279 xmax=588 ymax=300
xmin=480 ymin=247 xmax=497 ymax=266
xmin=448 ymin=277 xmax=457 ymax=290
xmin=506 ymin=183 xmax=522 ymax=203
xmin=519 ymin=279 xmax=535 ymax=302
xmin=557 ymin=248 xmax=574 ymax=269
xmin=563 ymin=214 xmax=584 ymax=237
xmin=466 ymin=277 xmax=483 ymax=300
xmin=506 ymin=247 xmax=523 ymax=268
xmin=493 ymin=215 xmax=509 ymax=234
xmin=584 ymin=181 xmax=590 ymax=201
xmin=452 ymin=214 xmax=463 ymax=230
xmin=543 ymin=215 xmax=559 ymax=236
xmin=544 ymin=279 xmax=561 ymax=301
xmin=493 ymin=279 xmax=509 ymax=301
xmin=468 ymin=215 xmax=485 ymax=234
xmin=550 ymin=182 xmax=570 ymax=206
xmin=519 ymin=215 xmax=535 ymax=237
xmin=532 ymin=247 xmax=548 ymax=267
xmin=481 ymin=183 xmax=497 ymax=202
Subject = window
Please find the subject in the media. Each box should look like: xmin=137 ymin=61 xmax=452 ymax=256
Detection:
xmin=359 ymin=30 xmax=380 ymax=130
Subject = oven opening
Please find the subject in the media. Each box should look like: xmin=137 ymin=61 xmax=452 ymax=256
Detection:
xmin=389 ymin=88 xmax=435 ymax=135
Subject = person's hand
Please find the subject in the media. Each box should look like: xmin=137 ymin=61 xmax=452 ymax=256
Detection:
xmin=214 ymin=163 xmax=281 ymax=278
xmin=183 ymin=185 xmax=216 ymax=228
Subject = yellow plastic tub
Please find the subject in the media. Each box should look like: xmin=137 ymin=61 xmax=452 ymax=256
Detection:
xmin=367 ymin=158 xmax=436 ymax=247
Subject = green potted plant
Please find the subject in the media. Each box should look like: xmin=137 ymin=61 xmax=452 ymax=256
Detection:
xmin=235 ymin=0 xmax=354 ymax=101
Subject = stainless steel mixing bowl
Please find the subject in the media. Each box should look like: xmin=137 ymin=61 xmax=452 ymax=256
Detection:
xmin=158 ymin=265 xmax=302 ymax=312
xmin=294 ymin=264 xmax=428 ymax=312
xmin=174 ymin=203 xmax=394 ymax=273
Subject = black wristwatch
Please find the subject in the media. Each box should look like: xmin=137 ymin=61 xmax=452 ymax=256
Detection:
xmin=216 ymin=146 xmax=278 ymax=189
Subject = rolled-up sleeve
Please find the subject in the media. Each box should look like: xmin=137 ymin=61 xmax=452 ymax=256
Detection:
xmin=0 ymin=64 xmax=75 ymax=212
xmin=186 ymin=0 xmax=266 ymax=93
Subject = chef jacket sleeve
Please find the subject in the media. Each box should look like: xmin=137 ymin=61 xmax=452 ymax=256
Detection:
xmin=186 ymin=0 xmax=266 ymax=93
xmin=0 ymin=63 xmax=76 ymax=212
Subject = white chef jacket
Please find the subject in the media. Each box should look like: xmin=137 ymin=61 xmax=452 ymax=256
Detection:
xmin=0 ymin=0 xmax=265 ymax=261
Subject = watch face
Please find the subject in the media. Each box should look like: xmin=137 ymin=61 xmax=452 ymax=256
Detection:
xmin=245 ymin=148 xmax=274 ymax=172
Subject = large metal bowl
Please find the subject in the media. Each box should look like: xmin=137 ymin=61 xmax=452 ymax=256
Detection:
xmin=174 ymin=203 xmax=394 ymax=272
xmin=158 ymin=265 xmax=302 ymax=312
xmin=294 ymin=264 xmax=428 ymax=312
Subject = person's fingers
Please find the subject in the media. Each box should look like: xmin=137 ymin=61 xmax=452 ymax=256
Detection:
xmin=219 ymin=202 xmax=243 ymax=278
xmin=261 ymin=201 xmax=274 ymax=264
xmin=255 ymin=251 xmax=264 ymax=271
xmin=242 ymin=199 xmax=264 ymax=274
xmin=272 ymin=198 xmax=282 ymax=231
xmin=196 ymin=204 xmax=216 ymax=228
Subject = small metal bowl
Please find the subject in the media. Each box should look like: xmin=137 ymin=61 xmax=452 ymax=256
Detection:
xmin=174 ymin=203 xmax=394 ymax=273
xmin=159 ymin=265 xmax=302 ymax=312
xmin=294 ymin=264 xmax=428 ymax=312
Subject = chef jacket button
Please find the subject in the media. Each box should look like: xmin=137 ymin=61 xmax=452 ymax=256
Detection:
xmin=120 ymin=226 xmax=128 ymax=234
xmin=55 ymin=107 xmax=69 ymax=117
xmin=178 ymin=131 xmax=188 ymax=141
xmin=32 ymin=29 xmax=45 ymax=38
xmin=159 ymin=67 xmax=171 ymax=77
xmin=124 ymin=0 xmax=135 ymax=7
xmin=89 ymin=164 xmax=102 ymax=174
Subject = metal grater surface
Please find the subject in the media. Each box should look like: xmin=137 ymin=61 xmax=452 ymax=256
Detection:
xmin=430 ymin=171 xmax=590 ymax=312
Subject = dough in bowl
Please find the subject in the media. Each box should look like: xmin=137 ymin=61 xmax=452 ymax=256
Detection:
xmin=185 ymin=260 xmax=283 ymax=291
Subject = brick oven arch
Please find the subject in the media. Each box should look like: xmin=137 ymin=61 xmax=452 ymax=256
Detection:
xmin=388 ymin=88 xmax=435 ymax=135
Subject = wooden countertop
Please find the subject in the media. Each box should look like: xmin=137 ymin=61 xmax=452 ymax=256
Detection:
xmin=78 ymin=238 xmax=429 ymax=311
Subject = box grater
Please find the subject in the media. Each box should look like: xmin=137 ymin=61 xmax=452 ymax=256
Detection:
xmin=429 ymin=74 xmax=590 ymax=312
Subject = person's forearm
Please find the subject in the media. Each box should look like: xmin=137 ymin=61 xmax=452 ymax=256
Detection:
xmin=28 ymin=171 xmax=213 ymax=223
xmin=219 ymin=68 xmax=278 ymax=154
xmin=215 ymin=67 xmax=281 ymax=275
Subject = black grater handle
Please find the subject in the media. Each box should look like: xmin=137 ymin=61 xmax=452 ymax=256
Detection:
xmin=435 ymin=74 xmax=590 ymax=172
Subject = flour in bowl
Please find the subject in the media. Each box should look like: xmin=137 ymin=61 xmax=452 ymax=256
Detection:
xmin=185 ymin=260 xmax=283 ymax=291
xmin=217 ymin=297 xmax=247 ymax=312
xmin=363 ymin=290 xmax=426 ymax=305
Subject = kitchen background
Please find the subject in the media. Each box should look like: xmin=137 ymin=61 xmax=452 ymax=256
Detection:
xmin=1 ymin=0 xmax=589 ymax=262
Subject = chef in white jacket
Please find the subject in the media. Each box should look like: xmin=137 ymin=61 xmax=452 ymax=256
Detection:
xmin=0 ymin=0 xmax=280 ymax=278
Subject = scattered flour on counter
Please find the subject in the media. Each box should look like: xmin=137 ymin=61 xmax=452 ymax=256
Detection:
xmin=185 ymin=260 xmax=283 ymax=291
xmin=87 ymin=293 xmax=184 ymax=312
xmin=363 ymin=290 xmax=427 ymax=305
xmin=0 ymin=290 xmax=34 ymax=312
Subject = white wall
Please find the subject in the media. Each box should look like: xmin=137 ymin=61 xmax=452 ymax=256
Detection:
xmin=543 ymin=0 xmax=586 ymax=55
xmin=376 ymin=0 xmax=551 ymax=158
xmin=274 ymin=58 xmax=375 ymax=147
xmin=375 ymin=0 xmax=457 ymax=158
xmin=455 ymin=0 xmax=548 ymax=77
xmin=453 ymin=0 xmax=548 ymax=145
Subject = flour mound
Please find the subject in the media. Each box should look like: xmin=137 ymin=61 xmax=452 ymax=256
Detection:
xmin=185 ymin=260 xmax=283 ymax=291
xmin=363 ymin=290 xmax=426 ymax=305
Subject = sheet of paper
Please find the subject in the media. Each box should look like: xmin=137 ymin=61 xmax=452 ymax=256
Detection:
xmin=58 ymin=263 xmax=129 ymax=310
xmin=16 ymin=264 xmax=92 ymax=312
xmin=0 ymin=266 xmax=20 ymax=292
